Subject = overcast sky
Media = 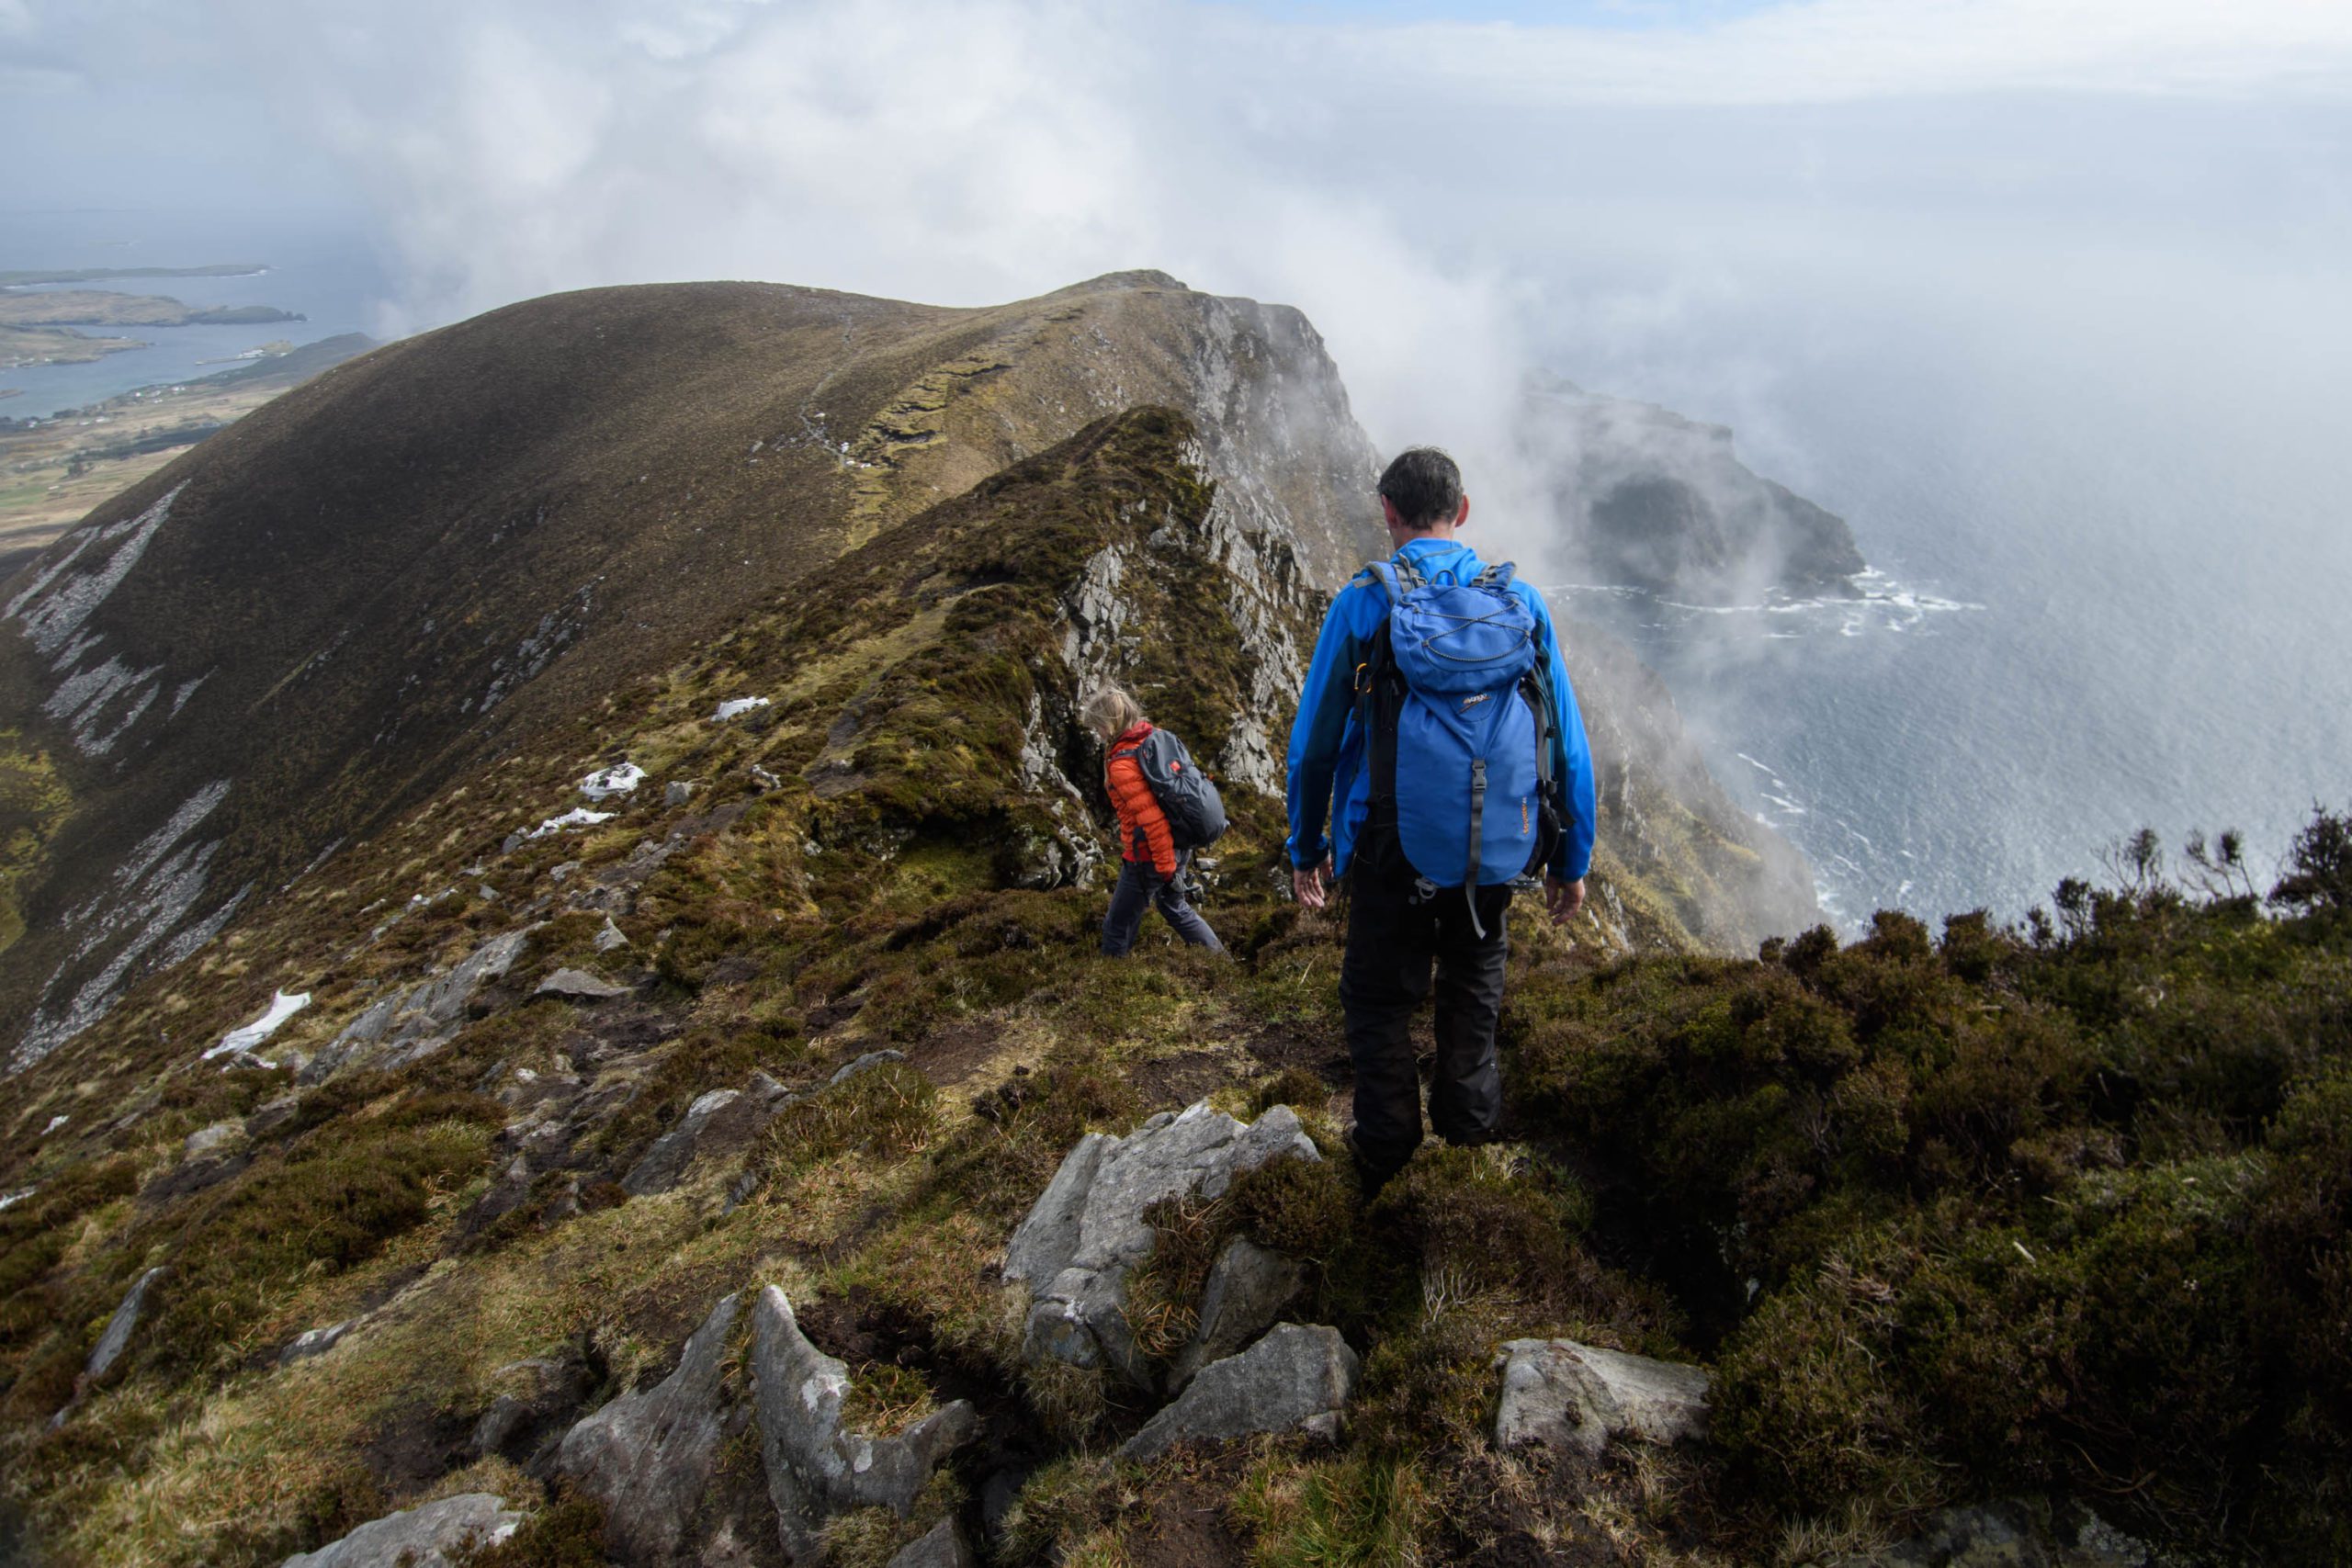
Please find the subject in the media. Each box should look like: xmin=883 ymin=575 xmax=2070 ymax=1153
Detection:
xmin=4 ymin=0 xmax=2346 ymax=457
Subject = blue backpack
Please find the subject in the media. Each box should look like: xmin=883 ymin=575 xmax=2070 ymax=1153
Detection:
xmin=1356 ymin=556 xmax=1561 ymax=935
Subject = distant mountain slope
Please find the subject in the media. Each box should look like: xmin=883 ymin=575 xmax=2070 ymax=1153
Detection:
xmin=0 ymin=273 xmax=1383 ymax=1064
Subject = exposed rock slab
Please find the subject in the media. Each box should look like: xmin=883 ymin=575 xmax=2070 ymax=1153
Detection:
xmin=751 ymin=1285 xmax=977 ymax=1561
xmin=1833 ymin=1498 xmax=2161 ymax=1568
xmin=888 ymin=1518 xmax=977 ymax=1568
xmin=556 ymin=1292 xmax=740 ymax=1563
xmin=142 ymin=1119 xmax=251 ymax=1201
xmin=1169 ymin=1235 xmax=1306 ymax=1392
xmin=1120 ymin=1322 xmax=1357 ymax=1461
xmin=277 ymin=1320 xmax=356 ymax=1367
xmin=1007 ymin=1102 xmax=1317 ymax=1383
xmin=301 ymin=927 xmax=535 ymax=1083
xmin=536 ymin=966 xmax=634 ymax=1000
xmin=86 ymin=1266 xmax=165 ymax=1382
xmin=1493 ymin=1338 xmax=1711 ymax=1459
xmin=277 ymin=1493 xmax=523 ymax=1568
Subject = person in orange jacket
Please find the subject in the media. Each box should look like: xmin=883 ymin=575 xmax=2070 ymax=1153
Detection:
xmin=1080 ymin=683 xmax=1225 ymax=957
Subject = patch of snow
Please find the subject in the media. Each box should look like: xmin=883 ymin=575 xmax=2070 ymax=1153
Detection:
xmin=711 ymin=696 xmax=771 ymax=722
xmin=41 ymin=1115 xmax=67 ymax=1134
xmin=526 ymin=808 xmax=615 ymax=840
xmin=579 ymin=761 xmax=646 ymax=799
xmin=204 ymin=990 xmax=311 ymax=1060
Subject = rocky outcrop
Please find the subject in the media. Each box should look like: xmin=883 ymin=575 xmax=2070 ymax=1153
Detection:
xmin=1006 ymin=1102 xmax=1318 ymax=1384
xmin=1168 ymin=1235 xmax=1306 ymax=1392
xmin=1492 ymin=1338 xmax=1711 ymax=1459
xmin=1524 ymin=377 xmax=1863 ymax=605
xmin=535 ymin=966 xmax=633 ymax=1001
xmin=1121 ymin=1323 xmax=1358 ymax=1461
xmin=85 ymin=1265 xmax=164 ymax=1384
xmin=1835 ymin=1498 xmax=2162 ymax=1568
xmin=555 ymin=1292 xmax=741 ymax=1564
xmin=277 ymin=1493 xmax=522 ymax=1568
xmin=141 ymin=1118 xmax=249 ymax=1201
xmin=750 ymin=1285 xmax=977 ymax=1561
xmin=888 ymin=1518 xmax=977 ymax=1568
xmin=300 ymin=926 xmax=535 ymax=1083
xmin=277 ymin=1320 xmax=356 ymax=1368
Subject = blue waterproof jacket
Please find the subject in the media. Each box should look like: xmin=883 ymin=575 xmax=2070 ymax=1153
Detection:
xmin=1285 ymin=537 xmax=1597 ymax=884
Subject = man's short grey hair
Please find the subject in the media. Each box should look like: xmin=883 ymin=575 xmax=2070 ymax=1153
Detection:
xmin=1376 ymin=446 xmax=1464 ymax=529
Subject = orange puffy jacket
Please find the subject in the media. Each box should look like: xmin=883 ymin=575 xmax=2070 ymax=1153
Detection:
xmin=1106 ymin=720 xmax=1180 ymax=877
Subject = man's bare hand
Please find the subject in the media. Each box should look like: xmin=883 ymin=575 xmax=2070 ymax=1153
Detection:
xmin=1544 ymin=874 xmax=1587 ymax=927
xmin=1293 ymin=859 xmax=1332 ymax=908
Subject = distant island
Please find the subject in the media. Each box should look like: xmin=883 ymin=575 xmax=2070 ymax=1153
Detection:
xmin=0 ymin=324 xmax=145 ymax=369
xmin=0 ymin=290 xmax=304 ymax=330
xmin=0 ymin=263 xmax=267 ymax=286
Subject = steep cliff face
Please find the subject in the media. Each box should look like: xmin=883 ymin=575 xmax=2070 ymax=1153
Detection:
xmin=0 ymin=273 xmax=1382 ymax=1067
xmin=1523 ymin=376 xmax=1865 ymax=604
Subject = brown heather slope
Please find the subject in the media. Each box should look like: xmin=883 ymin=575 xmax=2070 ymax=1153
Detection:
xmin=0 ymin=272 xmax=1384 ymax=1065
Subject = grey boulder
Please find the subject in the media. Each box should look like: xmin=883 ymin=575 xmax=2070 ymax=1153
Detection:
xmin=1493 ymin=1338 xmax=1712 ymax=1459
xmin=1006 ymin=1102 xmax=1318 ymax=1383
xmin=751 ymin=1285 xmax=976 ymax=1561
xmin=1834 ymin=1498 xmax=2161 ymax=1568
xmin=888 ymin=1518 xmax=976 ymax=1568
xmin=1121 ymin=1323 xmax=1358 ymax=1461
xmin=1168 ymin=1235 xmax=1306 ymax=1392
xmin=277 ymin=1493 xmax=522 ymax=1567
xmin=536 ymin=966 xmax=634 ymax=1001
xmin=86 ymin=1266 xmax=165 ymax=1382
xmin=277 ymin=1320 xmax=356 ymax=1368
xmin=556 ymin=1292 xmax=740 ymax=1563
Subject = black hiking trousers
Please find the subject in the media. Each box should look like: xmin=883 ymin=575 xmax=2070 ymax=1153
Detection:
xmin=1340 ymin=872 xmax=1513 ymax=1184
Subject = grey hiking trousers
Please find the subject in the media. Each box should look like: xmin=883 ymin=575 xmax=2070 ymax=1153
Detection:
xmin=1100 ymin=852 xmax=1224 ymax=956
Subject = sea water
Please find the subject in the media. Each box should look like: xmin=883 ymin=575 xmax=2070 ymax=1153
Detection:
xmin=0 ymin=209 xmax=386 ymax=416
xmin=1534 ymin=257 xmax=2352 ymax=933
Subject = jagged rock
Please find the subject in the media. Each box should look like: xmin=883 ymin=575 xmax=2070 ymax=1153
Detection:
xmin=623 ymin=1086 xmax=775 ymax=1197
xmin=85 ymin=1266 xmax=165 ymax=1383
xmin=1829 ymin=1498 xmax=2162 ymax=1568
xmin=1493 ymin=1338 xmax=1711 ymax=1459
xmin=1120 ymin=1323 xmax=1358 ymax=1461
xmin=244 ymin=1092 xmax=302 ymax=1138
xmin=721 ymin=1170 xmax=761 ymax=1215
xmin=664 ymin=781 xmax=695 ymax=807
xmin=888 ymin=1518 xmax=977 ymax=1568
xmin=301 ymin=927 xmax=536 ymax=1083
xmin=143 ymin=1119 xmax=252 ymax=1201
xmin=751 ymin=1285 xmax=977 ymax=1561
xmin=829 ymin=1048 xmax=907 ymax=1086
xmin=185 ymin=1120 xmax=245 ymax=1158
xmin=1007 ymin=1102 xmax=1318 ymax=1383
xmin=277 ymin=1320 xmax=356 ymax=1367
xmin=472 ymin=1353 xmax=598 ymax=1464
xmin=594 ymin=917 xmax=632 ymax=953
xmin=535 ymin=966 xmax=634 ymax=1001
xmin=277 ymin=1493 xmax=523 ymax=1568
xmin=1169 ymin=1235 xmax=1306 ymax=1392
xmin=556 ymin=1292 xmax=740 ymax=1564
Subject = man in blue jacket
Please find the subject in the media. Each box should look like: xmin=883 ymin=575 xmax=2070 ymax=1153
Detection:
xmin=1286 ymin=446 xmax=1596 ymax=1190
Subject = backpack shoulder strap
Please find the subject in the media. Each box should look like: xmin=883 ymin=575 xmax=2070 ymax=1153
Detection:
xmin=1364 ymin=559 xmax=1412 ymax=606
xmin=1472 ymin=559 xmax=1520 ymax=592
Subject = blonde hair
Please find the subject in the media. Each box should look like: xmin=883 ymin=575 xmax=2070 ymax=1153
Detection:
xmin=1080 ymin=682 xmax=1145 ymax=741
